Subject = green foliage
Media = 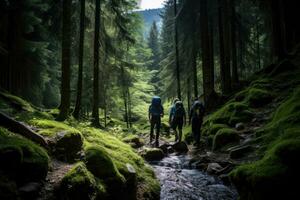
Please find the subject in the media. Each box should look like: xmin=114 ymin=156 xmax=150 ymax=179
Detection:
xmin=60 ymin=162 xmax=106 ymax=200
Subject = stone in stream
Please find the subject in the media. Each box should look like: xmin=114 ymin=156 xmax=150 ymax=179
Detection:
xmin=140 ymin=148 xmax=165 ymax=161
xmin=207 ymin=163 xmax=223 ymax=175
xmin=172 ymin=141 xmax=189 ymax=153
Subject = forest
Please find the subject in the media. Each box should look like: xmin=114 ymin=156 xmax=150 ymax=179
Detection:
xmin=0 ymin=0 xmax=299 ymax=199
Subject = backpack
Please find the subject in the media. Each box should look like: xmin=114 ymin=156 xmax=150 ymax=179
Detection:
xmin=193 ymin=101 xmax=204 ymax=118
xmin=174 ymin=101 xmax=185 ymax=118
xmin=149 ymin=96 xmax=163 ymax=116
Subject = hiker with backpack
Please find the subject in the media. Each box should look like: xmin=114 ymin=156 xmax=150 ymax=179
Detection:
xmin=169 ymin=98 xmax=186 ymax=142
xmin=149 ymin=96 xmax=164 ymax=147
xmin=189 ymin=97 xmax=205 ymax=146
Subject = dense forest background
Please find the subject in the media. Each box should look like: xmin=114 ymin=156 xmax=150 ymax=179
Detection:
xmin=1 ymin=0 xmax=300 ymax=200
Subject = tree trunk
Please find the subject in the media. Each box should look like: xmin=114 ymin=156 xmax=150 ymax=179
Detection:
xmin=121 ymin=65 xmax=129 ymax=128
xmin=57 ymin=0 xmax=72 ymax=121
xmin=231 ymin=0 xmax=238 ymax=85
xmin=256 ymin=17 xmax=261 ymax=70
xmin=192 ymin=39 xmax=198 ymax=98
xmin=92 ymin=0 xmax=101 ymax=127
xmin=73 ymin=0 xmax=86 ymax=119
xmin=0 ymin=112 xmax=48 ymax=147
xmin=187 ymin=78 xmax=191 ymax=113
xmin=200 ymin=0 xmax=215 ymax=103
xmin=218 ymin=0 xmax=231 ymax=95
xmin=174 ymin=0 xmax=181 ymax=100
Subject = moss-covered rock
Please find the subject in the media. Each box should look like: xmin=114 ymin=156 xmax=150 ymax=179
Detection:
xmin=230 ymin=139 xmax=300 ymax=200
xmin=55 ymin=131 xmax=83 ymax=162
xmin=245 ymin=88 xmax=274 ymax=107
xmin=85 ymin=146 xmax=126 ymax=198
xmin=212 ymin=128 xmax=240 ymax=150
xmin=0 ymin=127 xmax=49 ymax=183
xmin=59 ymin=162 xmax=106 ymax=200
xmin=204 ymin=102 xmax=254 ymax=126
xmin=140 ymin=148 xmax=165 ymax=161
xmin=203 ymin=124 xmax=229 ymax=136
xmin=172 ymin=141 xmax=189 ymax=153
xmin=122 ymin=135 xmax=145 ymax=148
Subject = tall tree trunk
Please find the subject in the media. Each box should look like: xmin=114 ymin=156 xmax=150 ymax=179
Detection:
xmin=121 ymin=65 xmax=129 ymax=128
xmin=231 ymin=0 xmax=238 ymax=85
xmin=73 ymin=0 xmax=86 ymax=119
xmin=218 ymin=0 xmax=231 ymax=95
xmin=192 ymin=38 xmax=198 ymax=98
xmin=200 ymin=0 xmax=215 ymax=104
xmin=57 ymin=0 xmax=71 ymax=121
xmin=256 ymin=17 xmax=261 ymax=70
xmin=187 ymin=77 xmax=191 ymax=113
xmin=127 ymin=88 xmax=132 ymax=128
xmin=92 ymin=0 xmax=101 ymax=127
xmin=174 ymin=0 xmax=181 ymax=100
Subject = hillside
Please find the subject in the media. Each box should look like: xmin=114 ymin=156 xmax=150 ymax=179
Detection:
xmin=136 ymin=8 xmax=162 ymax=38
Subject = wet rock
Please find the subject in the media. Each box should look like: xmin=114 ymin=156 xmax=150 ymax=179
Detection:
xmin=55 ymin=131 xmax=83 ymax=162
xmin=207 ymin=163 xmax=223 ymax=174
xmin=219 ymin=174 xmax=231 ymax=186
xmin=19 ymin=182 xmax=42 ymax=200
xmin=141 ymin=148 xmax=165 ymax=161
xmin=229 ymin=145 xmax=253 ymax=159
xmin=172 ymin=142 xmax=189 ymax=153
xmin=235 ymin=123 xmax=245 ymax=131
xmin=159 ymin=143 xmax=169 ymax=154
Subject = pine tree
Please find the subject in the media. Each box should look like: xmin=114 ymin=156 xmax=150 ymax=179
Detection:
xmin=57 ymin=0 xmax=71 ymax=121
xmin=147 ymin=22 xmax=160 ymax=70
xmin=73 ymin=0 xmax=86 ymax=119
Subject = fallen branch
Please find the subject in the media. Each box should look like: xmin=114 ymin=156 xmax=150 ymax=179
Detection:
xmin=0 ymin=111 xmax=48 ymax=147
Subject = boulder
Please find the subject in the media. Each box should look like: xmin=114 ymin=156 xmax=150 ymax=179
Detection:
xmin=55 ymin=131 xmax=83 ymax=162
xmin=122 ymin=135 xmax=144 ymax=148
xmin=85 ymin=146 xmax=126 ymax=198
xmin=172 ymin=141 xmax=189 ymax=153
xmin=58 ymin=162 xmax=106 ymax=200
xmin=140 ymin=148 xmax=165 ymax=161
xmin=213 ymin=128 xmax=240 ymax=151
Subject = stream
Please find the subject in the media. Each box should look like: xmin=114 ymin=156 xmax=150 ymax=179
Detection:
xmin=150 ymin=154 xmax=238 ymax=200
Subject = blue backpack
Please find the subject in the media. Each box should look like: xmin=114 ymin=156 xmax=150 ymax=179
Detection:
xmin=149 ymin=96 xmax=163 ymax=116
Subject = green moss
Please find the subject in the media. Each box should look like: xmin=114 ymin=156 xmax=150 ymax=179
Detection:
xmin=204 ymin=102 xmax=253 ymax=126
xmin=230 ymin=139 xmax=300 ymax=199
xmin=141 ymin=148 xmax=165 ymax=161
xmin=122 ymin=134 xmax=145 ymax=148
xmin=212 ymin=128 xmax=240 ymax=150
xmin=29 ymin=119 xmax=80 ymax=136
xmin=0 ymin=127 xmax=49 ymax=183
xmin=203 ymin=124 xmax=229 ymax=136
xmin=0 ymin=91 xmax=34 ymax=112
xmin=245 ymin=88 xmax=274 ymax=108
xmin=59 ymin=162 xmax=106 ymax=200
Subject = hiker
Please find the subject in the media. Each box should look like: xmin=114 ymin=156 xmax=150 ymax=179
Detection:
xmin=169 ymin=98 xmax=186 ymax=142
xmin=148 ymin=96 xmax=164 ymax=147
xmin=189 ymin=97 xmax=205 ymax=146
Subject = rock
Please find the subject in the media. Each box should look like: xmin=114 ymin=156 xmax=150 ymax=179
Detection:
xmin=213 ymin=128 xmax=240 ymax=151
xmin=140 ymin=148 xmax=165 ymax=161
xmin=58 ymin=163 xmax=106 ymax=200
xmin=229 ymin=145 xmax=253 ymax=159
xmin=235 ymin=123 xmax=245 ymax=131
xmin=207 ymin=163 xmax=223 ymax=174
xmin=122 ymin=135 xmax=144 ymax=148
xmin=85 ymin=146 xmax=126 ymax=198
xmin=123 ymin=163 xmax=137 ymax=199
xmin=159 ymin=143 xmax=169 ymax=154
xmin=0 ymin=146 xmax=23 ymax=172
xmin=219 ymin=174 xmax=230 ymax=186
xmin=19 ymin=182 xmax=41 ymax=200
xmin=55 ymin=131 xmax=83 ymax=162
xmin=172 ymin=141 xmax=189 ymax=153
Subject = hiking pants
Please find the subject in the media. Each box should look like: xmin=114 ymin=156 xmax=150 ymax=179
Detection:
xmin=192 ymin=117 xmax=203 ymax=144
xmin=150 ymin=115 xmax=161 ymax=145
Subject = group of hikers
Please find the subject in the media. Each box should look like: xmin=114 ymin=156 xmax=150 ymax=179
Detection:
xmin=148 ymin=96 xmax=205 ymax=147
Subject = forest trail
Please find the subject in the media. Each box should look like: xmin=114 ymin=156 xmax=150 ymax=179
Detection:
xmin=38 ymin=159 xmax=74 ymax=200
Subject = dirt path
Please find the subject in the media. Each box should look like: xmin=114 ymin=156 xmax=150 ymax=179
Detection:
xmin=37 ymin=159 xmax=74 ymax=200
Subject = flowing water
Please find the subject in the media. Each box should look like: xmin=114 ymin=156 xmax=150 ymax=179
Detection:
xmin=150 ymin=154 xmax=238 ymax=200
